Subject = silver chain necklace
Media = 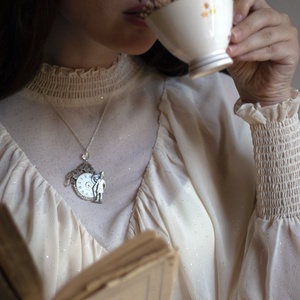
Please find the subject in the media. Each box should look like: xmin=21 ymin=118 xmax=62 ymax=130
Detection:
xmin=47 ymin=98 xmax=111 ymax=204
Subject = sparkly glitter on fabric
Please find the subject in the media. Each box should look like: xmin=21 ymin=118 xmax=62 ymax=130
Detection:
xmin=1 ymin=55 xmax=300 ymax=299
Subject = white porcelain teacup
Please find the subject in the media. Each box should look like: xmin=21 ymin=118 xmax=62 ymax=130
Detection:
xmin=145 ymin=0 xmax=234 ymax=78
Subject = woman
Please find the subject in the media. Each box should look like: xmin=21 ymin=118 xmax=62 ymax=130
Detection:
xmin=0 ymin=0 xmax=299 ymax=299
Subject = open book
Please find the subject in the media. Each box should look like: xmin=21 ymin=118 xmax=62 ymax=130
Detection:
xmin=0 ymin=203 xmax=178 ymax=300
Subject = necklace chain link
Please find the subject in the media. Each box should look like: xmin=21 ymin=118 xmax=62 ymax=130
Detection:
xmin=47 ymin=97 xmax=111 ymax=161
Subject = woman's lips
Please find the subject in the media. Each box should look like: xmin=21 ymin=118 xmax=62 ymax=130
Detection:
xmin=123 ymin=6 xmax=148 ymax=28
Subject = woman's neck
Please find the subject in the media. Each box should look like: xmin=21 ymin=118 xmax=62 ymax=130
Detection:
xmin=43 ymin=15 xmax=119 ymax=69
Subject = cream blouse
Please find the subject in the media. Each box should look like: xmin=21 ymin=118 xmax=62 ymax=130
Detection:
xmin=0 ymin=55 xmax=300 ymax=300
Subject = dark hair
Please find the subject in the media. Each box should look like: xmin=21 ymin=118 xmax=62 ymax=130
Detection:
xmin=0 ymin=1 xmax=188 ymax=100
xmin=140 ymin=41 xmax=188 ymax=77
xmin=0 ymin=1 xmax=56 ymax=100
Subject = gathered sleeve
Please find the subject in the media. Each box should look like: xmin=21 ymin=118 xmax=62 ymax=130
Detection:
xmin=234 ymin=89 xmax=300 ymax=299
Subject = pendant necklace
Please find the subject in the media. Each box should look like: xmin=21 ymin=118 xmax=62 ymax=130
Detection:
xmin=47 ymin=98 xmax=111 ymax=204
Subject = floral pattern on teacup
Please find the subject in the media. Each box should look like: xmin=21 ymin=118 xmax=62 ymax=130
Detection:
xmin=201 ymin=3 xmax=216 ymax=17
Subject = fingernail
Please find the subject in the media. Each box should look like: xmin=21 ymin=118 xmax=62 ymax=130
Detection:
xmin=231 ymin=28 xmax=242 ymax=40
xmin=228 ymin=44 xmax=238 ymax=54
xmin=233 ymin=14 xmax=243 ymax=25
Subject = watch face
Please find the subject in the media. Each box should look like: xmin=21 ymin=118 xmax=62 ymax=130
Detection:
xmin=74 ymin=173 xmax=95 ymax=201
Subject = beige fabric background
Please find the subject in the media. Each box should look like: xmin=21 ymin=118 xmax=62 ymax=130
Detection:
xmin=271 ymin=0 xmax=300 ymax=87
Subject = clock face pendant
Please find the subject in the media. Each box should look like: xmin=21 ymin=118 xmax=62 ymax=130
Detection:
xmin=74 ymin=173 xmax=95 ymax=201
xmin=64 ymin=162 xmax=106 ymax=204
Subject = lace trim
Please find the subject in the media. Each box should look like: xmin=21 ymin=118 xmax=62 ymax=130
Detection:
xmin=22 ymin=54 xmax=142 ymax=107
xmin=234 ymin=89 xmax=300 ymax=125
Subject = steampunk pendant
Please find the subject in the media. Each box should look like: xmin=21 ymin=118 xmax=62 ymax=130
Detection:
xmin=64 ymin=161 xmax=106 ymax=204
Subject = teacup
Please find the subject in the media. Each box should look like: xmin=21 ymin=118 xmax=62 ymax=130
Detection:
xmin=145 ymin=0 xmax=234 ymax=78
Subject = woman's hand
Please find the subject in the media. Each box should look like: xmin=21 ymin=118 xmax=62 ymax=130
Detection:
xmin=227 ymin=0 xmax=299 ymax=106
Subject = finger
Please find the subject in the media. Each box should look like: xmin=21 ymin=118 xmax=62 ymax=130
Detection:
xmin=230 ymin=7 xmax=285 ymax=45
xmin=228 ymin=22 xmax=296 ymax=59
xmin=233 ymin=0 xmax=270 ymax=25
xmin=231 ymin=41 xmax=298 ymax=65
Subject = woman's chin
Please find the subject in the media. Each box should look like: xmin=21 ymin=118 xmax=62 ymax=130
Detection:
xmin=122 ymin=39 xmax=157 ymax=56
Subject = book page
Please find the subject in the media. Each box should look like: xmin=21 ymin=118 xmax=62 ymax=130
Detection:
xmin=0 ymin=269 xmax=19 ymax=300
xmin=0 ymin=204 xmax=44 ymax=300
xmin=55 ymin=232 xmax=178 ymax=300
xmin=86 ymin=251 xmax=178 ymax=300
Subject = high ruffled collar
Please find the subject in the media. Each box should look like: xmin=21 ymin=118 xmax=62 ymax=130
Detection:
xmin=23 ymin=54 xmax=142 ymax=107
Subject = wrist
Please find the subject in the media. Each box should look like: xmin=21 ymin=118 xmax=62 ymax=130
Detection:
xmin=261 ymin=87 xmax=298 ymax=107
xmin=240 ymin=87 xmax=295 ymax=106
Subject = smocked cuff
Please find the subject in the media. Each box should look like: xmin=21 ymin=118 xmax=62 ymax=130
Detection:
xmin=234 ymin=90 xmax=300 ymax=219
